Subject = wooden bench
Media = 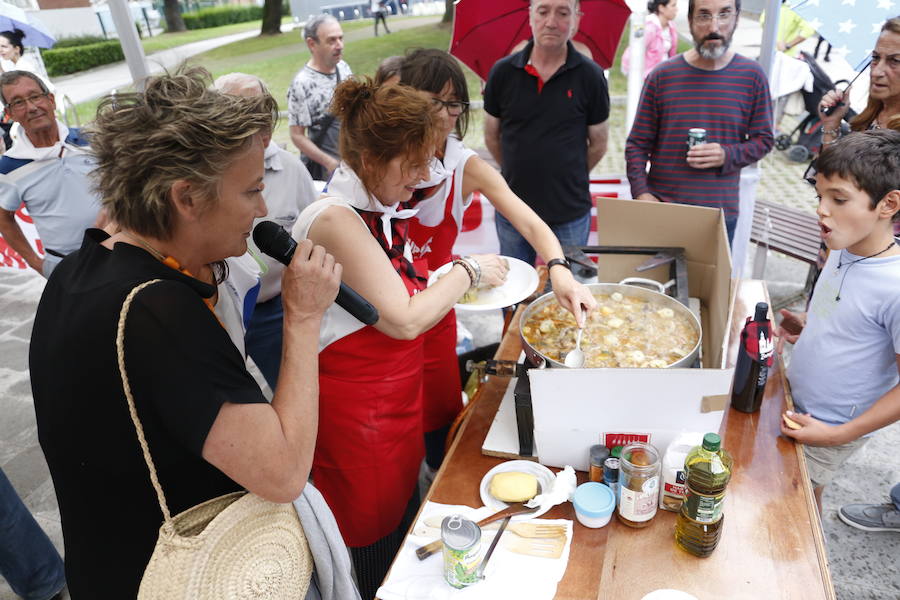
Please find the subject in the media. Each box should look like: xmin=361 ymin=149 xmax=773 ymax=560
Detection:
xmin=750 ymin=198 xmax=822 ymax=307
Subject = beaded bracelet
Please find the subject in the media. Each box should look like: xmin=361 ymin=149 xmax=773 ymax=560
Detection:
xmin=452 ymin=259 xmax=477 ymax=287
xmin=820 ymin=125 xmax=841 ymax=137
xmin=461 ymin=255 xmax=482 ymax=288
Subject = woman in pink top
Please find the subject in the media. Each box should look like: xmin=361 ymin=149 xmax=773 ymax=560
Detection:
xmin=622 ymin=0 xmax=679 ymax=79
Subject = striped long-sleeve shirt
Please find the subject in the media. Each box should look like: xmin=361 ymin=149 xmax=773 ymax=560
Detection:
xmin=625 ymin=54 xmax=774 ymax=217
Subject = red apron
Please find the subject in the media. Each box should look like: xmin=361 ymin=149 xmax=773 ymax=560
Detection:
xmin=409 ymin=174 xmax=464 ymax=433
xmin=313 ymin=237 xmax=427 ymax=548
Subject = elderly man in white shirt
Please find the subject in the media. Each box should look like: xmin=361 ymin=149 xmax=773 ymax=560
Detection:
xmin=214 ymin=73 xmax=319 ymax=387
xmin=0 ymin=70 xmax=99 ymax=277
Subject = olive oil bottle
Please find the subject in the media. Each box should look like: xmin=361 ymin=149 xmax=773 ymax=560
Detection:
xmin=674 ymin=433 xmax=733 ymax=557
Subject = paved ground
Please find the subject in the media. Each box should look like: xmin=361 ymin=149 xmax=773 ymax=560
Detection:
xmin=2 ymin=11 xmax=898 ymax=600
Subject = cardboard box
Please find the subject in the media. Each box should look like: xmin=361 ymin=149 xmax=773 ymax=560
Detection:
xmin=528 ymin=198 xmax=736 ymax=471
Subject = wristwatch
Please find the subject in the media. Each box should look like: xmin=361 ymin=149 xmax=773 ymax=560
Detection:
xmin=546 ymin=258 xmax=571 ymax=271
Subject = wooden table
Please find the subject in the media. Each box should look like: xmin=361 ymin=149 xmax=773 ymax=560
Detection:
xmin=404 ymin=279 xmax=834 ymax=600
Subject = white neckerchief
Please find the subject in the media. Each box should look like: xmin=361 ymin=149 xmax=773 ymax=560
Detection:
xmin=327 ymin=163 xmax=419 ymax=245
xmin=5 ymin=120 xmax=79 ymax=162
xmin=414 ymin=155 xmax=451 ymax=190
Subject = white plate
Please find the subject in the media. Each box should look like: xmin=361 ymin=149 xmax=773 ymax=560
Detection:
xmin=479 ymin=460 xmax=556 ymax=521
xmin=427 ymin=256 xmax=539 ymax=312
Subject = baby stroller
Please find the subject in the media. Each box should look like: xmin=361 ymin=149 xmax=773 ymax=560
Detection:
xmin=774 ymin=51 xmax=855 ymax=163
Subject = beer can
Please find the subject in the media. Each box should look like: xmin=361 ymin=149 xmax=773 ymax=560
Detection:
xmin=687 ymin=128 xmax=707 ymax=148
xmin=441 ymin=515 xmax=481 ymax=588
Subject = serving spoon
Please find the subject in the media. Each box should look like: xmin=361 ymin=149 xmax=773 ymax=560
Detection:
xmin=564 ymin=308 xmax=586 ymax=368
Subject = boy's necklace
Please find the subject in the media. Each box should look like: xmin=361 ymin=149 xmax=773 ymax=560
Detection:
xmin=834 ymin=241 xmax=897 ymax=301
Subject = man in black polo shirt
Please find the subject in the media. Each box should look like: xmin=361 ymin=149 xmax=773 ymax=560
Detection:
xmin=484 ymin=0 xmax=610 ymax=264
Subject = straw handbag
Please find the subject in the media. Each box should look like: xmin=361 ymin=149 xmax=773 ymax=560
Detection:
xmin=116 ymin=280 xmax=314 ymax=599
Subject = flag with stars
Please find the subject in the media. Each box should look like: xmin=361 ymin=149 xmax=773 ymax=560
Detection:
xmin=791 ymin=0 xmax=898 ymax=68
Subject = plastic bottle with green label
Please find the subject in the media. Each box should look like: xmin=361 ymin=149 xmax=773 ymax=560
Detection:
xmin=674 ymin=433 xmax=733 ymax=557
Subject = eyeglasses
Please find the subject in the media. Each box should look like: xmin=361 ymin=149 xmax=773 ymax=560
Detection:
xmin=6 ymin=92 xmax=49 ymax=112
xmin=694 ymin=10 xmax=734 ymax=25
xmin=430 ymin=97 xmax=469 ymax=116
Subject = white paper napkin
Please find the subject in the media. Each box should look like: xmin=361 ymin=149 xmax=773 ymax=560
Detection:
xmin=376 ymin=502 xmax=573 ymax=600
xmin=526 ymin=465 xmax=577 ymax=511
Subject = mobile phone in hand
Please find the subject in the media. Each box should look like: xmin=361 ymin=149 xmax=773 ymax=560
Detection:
xmin=780 ymin=312 xmax=803 ymax=336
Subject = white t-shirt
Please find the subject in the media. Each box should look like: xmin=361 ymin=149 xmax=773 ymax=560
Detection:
xmin=788 ymin=245 xmax=900 ymax=428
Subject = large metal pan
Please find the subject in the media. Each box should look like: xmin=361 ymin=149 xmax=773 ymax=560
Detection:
xmin=520 ymin=278 xmax=702 ymax=369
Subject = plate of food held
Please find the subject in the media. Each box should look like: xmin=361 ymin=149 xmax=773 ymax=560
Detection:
xmin=427 ymin=256 xmax=539 ymax=311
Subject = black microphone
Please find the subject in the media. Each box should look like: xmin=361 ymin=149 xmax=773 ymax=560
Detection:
xmin=252 ymin=221 xmax=379 ymax=325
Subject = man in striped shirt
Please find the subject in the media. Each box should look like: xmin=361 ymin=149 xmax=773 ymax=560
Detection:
xmin=625 ymin=0 xmax=773 ymax=244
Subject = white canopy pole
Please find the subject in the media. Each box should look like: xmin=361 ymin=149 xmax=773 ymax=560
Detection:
xmin=108 ymin=0 xmax=150 ymax=92
xmin=624 ymin=1 xmax=647 ymax=134
xmin=758 ymin=0 xmax=780 ymax=80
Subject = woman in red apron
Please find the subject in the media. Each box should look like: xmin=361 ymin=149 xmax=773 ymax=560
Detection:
xmin=294 ymin=78 xmax=508 ymax=599
xmin=401 ymin=49 xmax=598 ymax=474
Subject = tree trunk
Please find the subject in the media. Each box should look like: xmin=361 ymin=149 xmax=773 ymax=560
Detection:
xmin=442 ymin=0 xmax=453 ymax=23
xmin=163 ymin=0 xmax=186 ymax=32
xmin=261 ymin=0 xmax=282 ymax=36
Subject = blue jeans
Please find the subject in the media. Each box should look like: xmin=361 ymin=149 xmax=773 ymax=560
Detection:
xmin=245 ymin=294 xmax=284 ymax=389
xmin=725 ymin=214 xmax=737 ymax=247
xmin=495 ymin=211 xmax=592 ymax=265
xmin=892 ymin=483 xmax=900 ymax=511
xmin=0 ymin=468 xmax=65 ymax=600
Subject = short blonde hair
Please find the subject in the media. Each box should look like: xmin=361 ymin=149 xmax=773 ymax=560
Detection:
xmin=88 ymin=66 xmax=277 ymax=240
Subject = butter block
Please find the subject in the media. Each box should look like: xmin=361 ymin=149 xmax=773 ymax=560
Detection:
xmin=490 ymin=471 xmax=538 ymax=502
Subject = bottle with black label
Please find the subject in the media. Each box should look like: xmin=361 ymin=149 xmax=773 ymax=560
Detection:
xmin=730 ymin=302 xmax=774 ymax=413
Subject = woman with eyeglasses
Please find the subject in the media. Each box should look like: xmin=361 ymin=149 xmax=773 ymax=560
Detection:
xmin=398 ymin=48 xmax=596 ymax=475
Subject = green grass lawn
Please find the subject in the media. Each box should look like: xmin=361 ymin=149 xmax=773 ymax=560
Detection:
xmin=70 ymin=18 xmax=453 ymax=125
xmin=192 ymin=22 xmax=459 ymax=109
xmin=140 ymin=20 xmax=277 ymax=55
xmin=71 ymin=17 xmax=673 ymax=147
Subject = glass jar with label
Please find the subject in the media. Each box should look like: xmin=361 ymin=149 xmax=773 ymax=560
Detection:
xmin=616 ymin=442 xmax=661 ymax=528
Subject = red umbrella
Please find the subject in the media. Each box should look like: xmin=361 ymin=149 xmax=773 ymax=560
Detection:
xmin=450 ymin=0 xmax=632 ymax=81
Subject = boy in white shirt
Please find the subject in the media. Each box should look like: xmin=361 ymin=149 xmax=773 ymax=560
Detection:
xmin=777 ymin=130 xmax=900 ymax=511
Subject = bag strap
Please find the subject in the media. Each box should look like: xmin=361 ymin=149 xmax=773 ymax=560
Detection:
xmin=116 ymin=279 xmax=176 ymax=535
xmin=307 ymin=66 xmax=342 ymax=148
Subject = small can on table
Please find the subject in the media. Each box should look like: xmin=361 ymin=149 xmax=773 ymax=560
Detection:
xmin=687 ymin=128 xmax=707 ymax=149
xmin=441 ymin=515 xmax=481 ymax=588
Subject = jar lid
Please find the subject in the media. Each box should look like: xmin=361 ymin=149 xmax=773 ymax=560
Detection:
xmin=573 ymin=482 xmax=615 ymax=518
xmin=589 ymin=444 xmax=609 ymax=464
